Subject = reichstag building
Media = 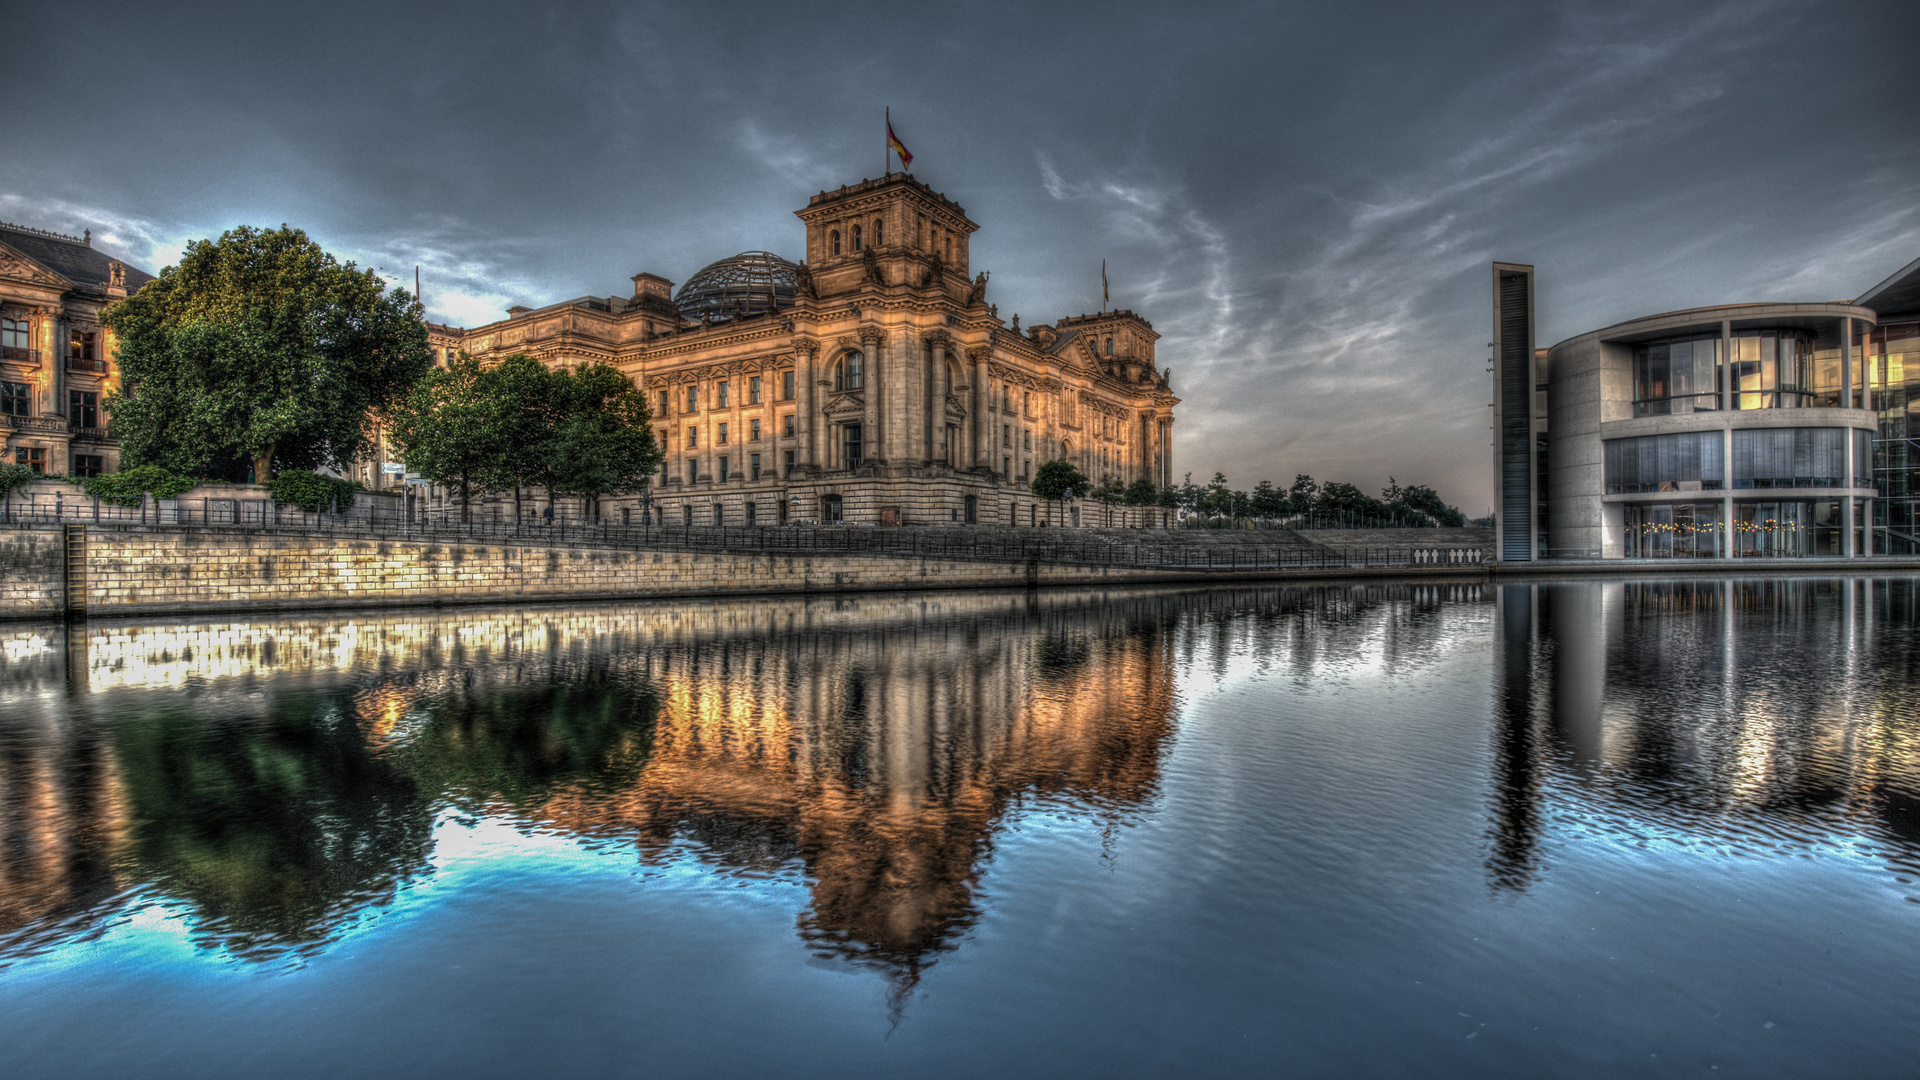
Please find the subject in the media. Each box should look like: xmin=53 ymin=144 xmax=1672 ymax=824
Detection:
xmin=424 ymin=173 xmax=1181 ymax=527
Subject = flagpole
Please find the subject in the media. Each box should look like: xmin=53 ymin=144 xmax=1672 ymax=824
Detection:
xmin=885 ymin=106 xmax=891 ymax=176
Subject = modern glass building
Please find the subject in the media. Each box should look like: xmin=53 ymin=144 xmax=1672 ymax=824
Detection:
xmin=1493 ymin=256 xmax=1920 ymax=560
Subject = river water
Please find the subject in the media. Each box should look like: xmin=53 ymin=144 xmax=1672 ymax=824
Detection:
xmin=1 ymin=579 xmax=1917 ymax=1078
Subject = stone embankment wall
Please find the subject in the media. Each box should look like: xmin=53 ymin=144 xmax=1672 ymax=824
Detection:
xmin=0 ymin=527 xmax=1195 ymax=619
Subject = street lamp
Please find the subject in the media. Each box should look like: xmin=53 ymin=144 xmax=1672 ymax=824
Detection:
xmin=788 ymin=493 xmax=801 ymax=525
xmin=639 ymin=481 xmax=654 ymax=542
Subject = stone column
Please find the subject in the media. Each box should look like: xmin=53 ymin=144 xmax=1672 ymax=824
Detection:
xmin=970 ymin=347 xmax=989 ymax=471
xmin=860 ymin=326 xmax=885 ymax=467
xmin=1721 ymin=426 xmax=1734 ymax=559
xmin=924 ymin=332 xmax=946 ymax=465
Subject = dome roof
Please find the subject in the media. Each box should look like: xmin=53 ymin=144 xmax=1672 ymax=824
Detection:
xmin=674 ymin=250 xmax=801 ymax=323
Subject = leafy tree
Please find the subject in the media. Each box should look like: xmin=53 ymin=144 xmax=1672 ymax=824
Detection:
xmin=1030 ymin=458 xmax=1090 ymax=526
xmin=387 ymin=355 xmax=512 ymax=522
xmin=489 ymin=353 xmax=563 ymax=521
xmin=1286 ymin=474 xmax=1320 ymax=517
xmin=1202 ymin=472 xmax=1233 ymax=519
xmin=545 ymin=362 xmax=662 ymax=519
xmin=102 ymin=225 xmax=430 ymax=482
xmin=1316 ymin=481 xmax=1390 ymax=526
xmin=1382 ymin=478 xmax=1467 ymax=528
xmin=1251 ymin=479 xmax=1284 ymax=523
xmin=1124 ymin=476 xmax=1158 ymax=507
xmin=1174 ymin=473 xmax=1204 ymax=518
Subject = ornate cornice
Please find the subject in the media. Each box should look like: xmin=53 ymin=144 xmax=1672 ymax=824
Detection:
xmin=921 ymin=328 xmax=952 ymax=348
xmin=857 ymin=324 xmax=887 ymax=346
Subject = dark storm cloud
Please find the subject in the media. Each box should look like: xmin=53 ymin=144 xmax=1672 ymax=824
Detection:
xmin=5 ymin=0 xmax=1916 ymax=511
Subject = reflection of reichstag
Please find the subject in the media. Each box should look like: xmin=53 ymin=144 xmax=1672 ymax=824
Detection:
xmin=0 ymin=590 xmax=1189 ymax=974
xmin=1490 ymin=578 xmax=1920 ymax=891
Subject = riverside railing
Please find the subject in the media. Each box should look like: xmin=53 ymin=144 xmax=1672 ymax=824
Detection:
xmin=0 ymin=495 xmax=1488 ymax=573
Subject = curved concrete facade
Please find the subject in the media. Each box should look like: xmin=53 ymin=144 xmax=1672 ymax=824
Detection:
xmin=1545 ymin=302 xmax=1879 ymax=559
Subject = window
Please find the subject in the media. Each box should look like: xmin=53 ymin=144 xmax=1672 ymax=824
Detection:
xmin=1633 ymin=336 xmax=1722 ymax=417
xmin=687 ymin=385 xmax=699 ymax=411
xmin=844 ymin=423 xmax=864 ymax=468
xmin=683 ymin=505 xmax=693 ymax=525
xmin=1023 ymin=429 xmax=1031 ymax=450
xmin=1604 ymin=432 xmax=1726 ymax=494
xmin=1004 ymin=455 xmax=1011 ymax=476
xmin=1002 ymin=384 xmax=1011 ymax=410
xmin=1 ymin=382 xmax=28 ymax=416
xmin=782 ymin=369 xmax=794 ymax=399
xmin=15 ymin=447 xmax=45 ymax=474
xmin=783 ymin=414 xmax=795 ymax=437
xmin=836 ymin=352 xmax=864 ymax=391
xmin=718 ymin=422 xmax=729 ymax=445
xmin=783 ymin=449 xmax=795 ymax=475
xmin=1106 ymin=337 xmax=1114 ymax=355
xmin=1023 ymin=390 xmax=1031 ymax=416
xmin=748 ymin=418 xmax=760 ymax=441
xmin=830 ymin=230 xmax=841 ymax=256
xmin=1003 ymin=424 xmax=1011 ymax=447
xmin=1022 ymin=459 xmax=1030 ymax=479
xmin=746 ymin=502 xmax=757 ymax=525
xmin=717 ymin=381 xmax=729 ymax=408
xmin=0 ymin=318 xmax=27 ymax=357
xmin=874 ymin=218 xmax=884 ymax=246
xmin=688 ymin=459 xmax=698 ymax=484
xmin=719 ymin=456 xmax=730 ymax=481
xmin=69 ymin=390 xmax=98 ymax=428
xmin=72 ymin=453 xmax=103 ymax=478
xmin=852 ymin=224 xmax=863 ymax=251
xmin=68 ymin=329 xmax=96 ymax=363
xmin=750 ymin=452 xmax=762 ymax=480
xmin=659 ymin=389 xmax=669 ymax=415
xmin=749 ymin=375 xmax=761 ymax=404
xmin=687 ymin=426 xmax=699 ymax=449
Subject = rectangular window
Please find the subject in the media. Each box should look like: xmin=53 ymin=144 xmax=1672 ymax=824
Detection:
xmin=746 ymin=502 xmax=757 ymax=525
xmin=750 ymin=418 xmax=761 ymax=441
xmin=1002 ymin=385 xmax=1011 ymax=411
xmin=1603 ymin=432 xmax=1726 ymax=494
xmin=782 ymin=369 xmax=795 ymax=400
xmin=1731 ymin=427 xmax=1847 ymax=489
xmin=15 ymin=447 xmax=45 ymax=474
xmin=719 ymin=456 xmax=730 ymax=482
xmin=1023 ymin=390 xmax=1031 ymax=416
xmin=718 ymin=421 xmax=729 ymax=445
xmin=1004 ymin=455 xmax=1011 ymax=476
xmin=1003 ymin=424 xmax=1011 ymax=447
xmin=659 ymin=389 xmax=669 ymax=415
xmin=844 ymin=423 xmax=863 ymax=468
xmin=783 ymin=449 xmax=795 ymax=476
xmin=0 ymin=318 xmax=28 ymax=352
xmin=783 ymin=414 xmax=795 ymax=437
xmin=749 ymin=376 xmax=761 ymax=404
xmin=750 ymin=453 xmax=762 ymax=480
xmin=1023 ymin=429 xmax=1031 ymax=450
xmin=687 ymin=426 xmax=699 ymax=449
xmin=1022 ymin=459 xmax=1030 ymax=479
xmin=718 ymin=381 xmax=729 ymax=408
xmin=68 ymin=330 xmax=96 ymax=362
xmin=688 ymin=385 xmax=699 ymax=412
xmin=0 ymin=382 xmax=28 ymax=416
xmin=72 ymin=453 xmax=103 ymax=478
xmin=688 ymin=459 xmax=698 ymax=484
xmin=69 ymin=390 xmax=98 ymax=429
xmin=683 ymin=505 xmax=693 ymax=525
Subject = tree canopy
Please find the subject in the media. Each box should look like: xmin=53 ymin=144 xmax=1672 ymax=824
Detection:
xmin=102 ymin=225 xmax=431 ymax=481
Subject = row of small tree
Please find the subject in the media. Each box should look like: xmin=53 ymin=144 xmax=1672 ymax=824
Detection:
xmin=1031 ymin=463 xmax=1467 ymax=528
xmin=387 ymin=354 xmax=662 ymax=521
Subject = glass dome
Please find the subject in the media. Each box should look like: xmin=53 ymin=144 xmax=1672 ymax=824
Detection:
xmin=674 ymin=251 xmax=801 ymax=323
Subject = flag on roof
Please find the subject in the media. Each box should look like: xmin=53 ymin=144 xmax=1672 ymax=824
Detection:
xmin=887 ymin=113 xmax=913 ymax=171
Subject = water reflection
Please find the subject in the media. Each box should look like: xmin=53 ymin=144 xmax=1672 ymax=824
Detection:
xmin=1491 ymin=577 xmax=1920 ymax=889
xmin=0 ymin=589 xmax=1204 ymax=980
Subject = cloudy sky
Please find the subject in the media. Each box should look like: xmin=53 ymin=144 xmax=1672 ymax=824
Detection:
xmin=5 ymin=0 xmax=1915 ymax=512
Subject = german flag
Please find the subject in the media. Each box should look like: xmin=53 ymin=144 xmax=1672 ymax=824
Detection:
xmin=887 ymin=111 xmax=913 ymax=172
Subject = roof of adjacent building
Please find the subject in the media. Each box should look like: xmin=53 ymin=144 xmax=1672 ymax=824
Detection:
xmin=0 ymin=221 xmax=156 ymax=292
xmin=1856 ymin=255 xmax=1920 ymax=321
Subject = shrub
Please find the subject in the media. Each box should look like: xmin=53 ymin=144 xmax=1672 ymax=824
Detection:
xmin=81 ymin=464 xmax=202 ymax=506
xmin=0 ymin=463 xmax=37 ymax=500
xmin=269 ymin=470 xmax=359 ymax=512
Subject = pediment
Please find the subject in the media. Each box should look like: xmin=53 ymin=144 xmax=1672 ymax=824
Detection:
xmin=944 ymin=394 xmax=967 ymax=421
xmin=823 ymin=393 xmax=865 ymax=416
xmin=0 ymin=240 xmax=73 ymax=290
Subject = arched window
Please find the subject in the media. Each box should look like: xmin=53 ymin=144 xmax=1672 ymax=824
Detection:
xmin=830 ymin=230 xmax=841 ymax=256
xmin=836 ymin=351 xmax=864 ymax=391
xmin=852 ymin=224 xmax=863 ymax=252
xmin=944 ymin=360 xmax=956 ymax=397
xmin=873 ymin=218 xmax=884 ymax=246
xmin=1105 ymin=337 xmax=1114 ymax=356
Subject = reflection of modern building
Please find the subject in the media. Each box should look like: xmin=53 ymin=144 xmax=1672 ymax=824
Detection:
xmin=1492 ymin=256 xmax=1920 ymax=559
xmin=1490 ymin=579 xmax=1920 ymax=889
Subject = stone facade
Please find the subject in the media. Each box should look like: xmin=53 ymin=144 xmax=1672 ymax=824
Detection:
xmin=419 ymin=173 xmax=1180 ymax=528
xmin=0 ymin=223 xmax=153 ymax=479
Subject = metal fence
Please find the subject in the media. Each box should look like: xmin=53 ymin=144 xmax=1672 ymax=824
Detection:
xmin=0 ymin=494 xmax=1487 ymax=574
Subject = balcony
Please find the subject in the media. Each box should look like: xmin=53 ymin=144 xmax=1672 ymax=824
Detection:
xmin=66 ymin=356 xmax=109 ymax=375
xmin=1 ymin=413 xmax=67 ymax=434
xmin=68 ymin=425 xmax=114 ymax=443
xmin=1 ymin=346 xmax=40 ymax=369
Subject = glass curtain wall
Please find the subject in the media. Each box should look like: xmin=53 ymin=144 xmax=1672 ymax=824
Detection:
xmin=1624 ymin=502 xmax=1724 ymax=557
xmin=1604 ymin=431 xmax=1723 ymax=494
xmin=1867 ymin=322 xmax=1920 ymax=553
xmin=1730 ymin=428 xmax=1846 ymax=489
xmin=1732 ymin=501 xmax=1842 ymax=557
xmin=1633 ymin=336 xmax=1720 ymax=417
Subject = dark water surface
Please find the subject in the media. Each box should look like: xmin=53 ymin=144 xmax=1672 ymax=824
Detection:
xmin=3 ymin=579 xmax=1919 ymax=1078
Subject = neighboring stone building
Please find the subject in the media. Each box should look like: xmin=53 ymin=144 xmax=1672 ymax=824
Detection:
xmin=0 ymin=223 xmax=154 ymax=478
xmin=433 ymin=173 xmax=1180 ymax=527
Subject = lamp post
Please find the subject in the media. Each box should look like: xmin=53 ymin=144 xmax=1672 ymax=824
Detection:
xmin=640 ymin=482 xmax=654 ymax=543
xmin=788 ymin=493 xmax=801 ymax=526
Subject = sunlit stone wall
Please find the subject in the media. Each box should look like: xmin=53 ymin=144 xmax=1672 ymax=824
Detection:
xmin=0 ymin=528 xmax=1174 ymax=618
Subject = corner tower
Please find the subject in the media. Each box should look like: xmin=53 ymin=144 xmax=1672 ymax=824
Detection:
xmin=795 ymin=174 xmax=978 ymax=301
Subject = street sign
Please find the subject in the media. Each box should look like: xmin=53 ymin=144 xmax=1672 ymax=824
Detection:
xmin=381 ymin=463 xmax=405 ymax=475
